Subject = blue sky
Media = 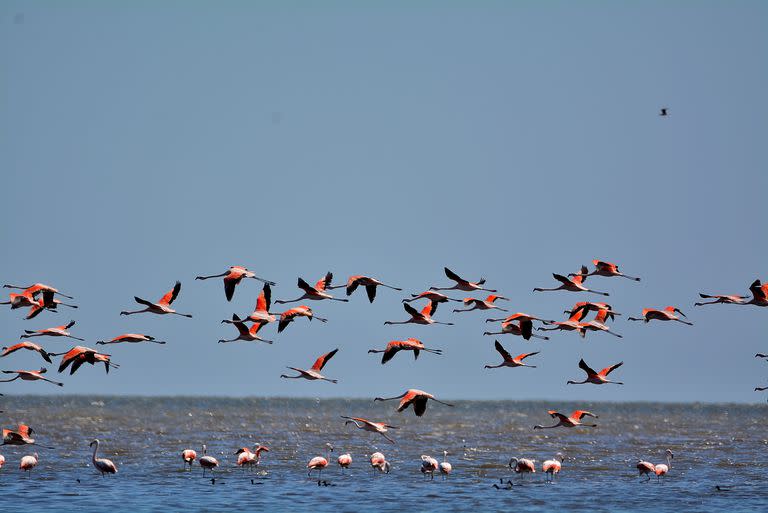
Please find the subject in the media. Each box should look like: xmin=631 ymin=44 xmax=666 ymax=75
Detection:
xmin=1 ymin=1 xmax=766 ymax=402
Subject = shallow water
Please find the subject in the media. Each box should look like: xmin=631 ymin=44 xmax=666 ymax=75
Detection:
xmin=1 ymin=396 xmax=766 ymax=512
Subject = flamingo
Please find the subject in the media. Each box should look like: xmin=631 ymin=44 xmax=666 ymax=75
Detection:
xmin=341 ymin=416 xmax=398 ymax=444
xmin=51 ymin=346 xmax=118 ymax=375
xmin=483 ymin=318 xmax=550 ymax=341
xmin=508 ymin=457 xmax=536 ymax=478
xmin=420 ymin=455 xmax=439 ymax=479
xmin=384 ymin=301 xmax=453 ymax=326
xmin=19 ymin=452 xmax=38 ymax=476
xmin=636 ymin=459 xmax=655 ymax=480
xmin=96 ymin=334 xmax=166 ymax=345
xmin=199 ymin=444 xmax=219 ymax=476
xmin=743 ymin=279 xmax=768 ymax=307
xmin=223 ymin=283 xmax=278 ymax=325
xmin=653 ymin=449 xmax=673 ymax=482
xmin=280 ymin=348 xmax=339 ymax=383
xmin=533 ymin=410 xmax=598 ymax=430
xmin=2 ymin=424 xmax=40 ymax=447
xmin=533 ymin=266 xmax=609 ymax=296
xmin=276 ymin=272 xmax=348 ymax=304
xmin=367 ymin=338 xmax=442 ymax=364
xmin=374 ymin=389 xmax=454 ymax=417
xmin=277 ymin=306 xmax=327 ymax=333
xmin=403 ymin=291 xmax=462 ymax=304
xmin=439 ymin=451 xmax=452 ymax=479
xmin=120 ymin=281 xmax=192 ymax=317
xmin=628 ymin=306 xmax=693 ymax=325
xmin=1 ymin=291 xmax=37 ymax=309
xmin=3 ymin=283 xmax=73 ymax=300
xmin=536 ymin=312 xmax=586 ymax=337
xmin=337 ymin=453 xmax=352 ymax=471
xmin=21 ymin=320 xmax=83 ymax=341
xmin=370 ymin=452 xmax=390 ymax=474
xmin=484 ymin=340 xmax=539 ymax=369
xmin=0 ymin=454 xmax=4 ymax=470
xmin=1 ymin=342 xmax=54 ymax=363
xmin=567 ymin=359 xmax=624 ymax=385
xmin=755 ymin=385 xmax=767 ymax=392
xmin=235 ymin=445 xmax=269 ymax=471
xmin=182 ymin=449 xmax=197 ymax=470
xmin=695 ymin=293 xmax=748 ymax=306
xmin=578 ymin=309 xmax=623 ymax=338
xmin=218 ymin=314 xmax=273 ymax=344
xmin=195 ymin=266 xmax=275 ymax=301
xmin=331 ymin=275 xmax=402 ymax=303
xmin=0 ymin=368 xmax=63 ymax=387
xmin=756 ymin=353 xmax=768 ymax=360
xmin=25 ymin=294 xmax=78 ymax=320
xmin=430 ymin=267 xmax=497 ymax=293
xmin=570 ymin=260 xmax=641 ymax=281
xmin=542 ymin=453 xmax=565 ymax=482
xmin=89 ymin=439 xmax=118 ymax=477
xmin=307 ymin=443 xmax=333 ymax=481
xmin=564 ymin=302 xmax=620 ymax=321
xmin=486 ymin=312 xmax=556 ymax=324
xmin=453 ymin=295 xmax=509 ymax=313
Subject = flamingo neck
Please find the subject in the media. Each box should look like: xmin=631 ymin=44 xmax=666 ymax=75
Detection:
xmin=91 ymin=441 xmax=99 ymax=463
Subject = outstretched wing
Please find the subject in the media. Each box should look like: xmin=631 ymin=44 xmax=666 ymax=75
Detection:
xmin=365 ymin=284 xmax=377 ymax=303
xmin=494 ymin=340 xmax=513 ymax=361
xmin=552 ymin=274 xmax=572 ymax=285
xmin=403 ymin=302 xmax=419 ymax=317
xmin=578 ymin=358 xmax=598 ymax=377
xmin=599 ymin=361 xmax=623 ymax=376
xmin=316 ymin=272 xmax=333 ymax=291
xmin=256 ymin=283 xmax=272 ymax=312
xmin=517 ymin=351 xmax=539 ymax=361
xmin=444 ymin=267 xmax=465 ymax=283
xmin=311 ymin=348 xmax=338 ymax=371
xmin=426 ymin=300 xmax=439 ymax=317
xmin=159 ymin=281 xmax=182 ymax=306
xmin=224 ymin=278 xmax=237 ymax=302
xmin=413 ymin=396 xmax=428 ymax=417
xmin=570 ymin=410 xmax=597 ymax=420
xmin=297 ymin=278 xmax=314 ymax=294
xmin=381 ymin=344 xmax=400 ymax=364
xmin=346 ymin=276 xmax=362 ymax=296
xmin=520 ymin=319 xmax=533 ymax=340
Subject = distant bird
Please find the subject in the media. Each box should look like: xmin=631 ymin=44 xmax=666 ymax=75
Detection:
xmin=307 ymin=443 xmax=333 ymax=481
xmin=659 ymin=107 xmax=669 ymax=116
xmin=439 ymin=451 xmax=452 ymax=479
xmin=695 ymin=293 xmax=748 ymax=306
xmin=404 ymin=291 xmax=462 ymax=304
xmin=21 ymin=320 xmax=83 ymax=341
xmin=0 ymin=368 xmax=63 ymax=387
xmin=182 ymin=449 xmax=197 ymax=470
xmin=430 ymin=267 xmax=497 ymax=293
xmin=384 ymin=301 xmax=453 ymax=326
xmin=484 ymin=340 xmax=539 ymax=369
xmin=367 ymin=338 xmax=442 ymax=364
xmin=195 ymin=266 xmax=275 ymax=301
xmin=453 ymin=295 xmax=509 ymax=313
xmin=483 ymin=317 xmax=550 ymax=340
xmin=420 ymin=455 xmax=439 ymax=479
xmin=570 ymin=260 xmax=641 ymax=281
xmin=567 ymin=359 xmax=624 ymax=385
xmin=331 ymin=275 xmax=402 ymax=303
xmin=374 ymin=389 xmax=454 ymax=417
xmin=755 ymin=385 xmax=767 ymax=392
xmin=218 ymin=314 xmax=273 ymax=344
xmin=226 ymin=283 xmax=278 ymax=325
xmin=508 ymin=457 xmax=536 ymax=477
xmin=1 ymin=342 xmax=53 ymax=363
xmin=96 ymin=334 xmax=166 ymax=345
xmin=2 ymin=424 xmax=38 ymax=447
xmin=276 ymin=272 xmax=348 ymax=304
xmin=533 ymin=410 xmax=598 ymax=430
xmin=542 ymin=453 xmax=565 ymax=482
xmin=370 ymin=452 xmax=390 ymax=474
xmin=120 ymin=281 xmax=192 ymax=317
xmin=51 ymin=346 xmax=118 ymax=375
xmin=199 ymin=444 xmax=219 ymax=476
xmin=653 ymin=450 xmax=673 ymax=481
xmin=534 ymin=266 xmax=609 ymax=296
xmin=337 ymin=453 xmax=352 ymax=471
xmin=756 ymin=353 xmax=768 ymax=360
xmin=89 ymin=439 xmax=117 ymax=477
xmin=277 ymin=305 xmax=327 ymax=333
xmin=3 ymin=283 xmax=73 ymax=300
xmin=744 ymin=279 xmax=768 ymax=307
xmin=578 ymin=309 xmax=623 ymax=338
xmin=341 ymin=416 xmax=398 ymax=444
xmin=628 ymin=306 xmax=693 ymax=325
xmin=19 ymin=452 xmax=38 ymax=476
xmin=280 ymin=348 xmax=339 ymax=383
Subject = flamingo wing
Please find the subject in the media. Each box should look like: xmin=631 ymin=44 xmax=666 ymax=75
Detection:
xmin=159 ymin=281 xmax=182 ymax=306
xmin=599 ymin=361 xmax=623 ymax=376
xmin=444 ymin=267 xmax=466 ymax=284
xmin=256 ymin=283 xmax=271 ymax=312
xmin=365 ymin=284 xmax=377 ymax=303
xmin=552 ymin=274 xmax=572 ymax=285
xmin=311 ymin=348 xmax=338 ymax=371
xmin=403 ymin=302 xmax=420 ymax=317
xmin=578 ymin=358 xmax=598 ymax=377
xmin=570 ymin=410 xmax=597 ymax=420
xmin=346 ymin=276 xmax=362 ymax=296
xmin=381 ymin=344 xmax=400 ymax=364
xmin=494 ymin=340 xmax=513 ymax=361
xmin=520 ymin=319 xmax=533 ymax=339
xmin=517 ymin=351 xmax=539 ymax=361
xmin=297 ymin=278 xmax=314 ymax=294
xmin=316 ymin=272 xmax=333 ymax=291
xmin=426 ymin=300 xmax=439 ymax=316
xmin=413 ymin=396 xmax=429 ymax=417
xmin=224 ymin=278 xmax=237 ymax=302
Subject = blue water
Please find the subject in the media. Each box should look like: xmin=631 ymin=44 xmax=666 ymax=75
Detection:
xmin=1 ymin=396 xmax=766 ymax=512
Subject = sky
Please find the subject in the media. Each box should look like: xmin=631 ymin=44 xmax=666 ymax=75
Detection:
xmin=1 ymin=1 xmax=766 ymax=403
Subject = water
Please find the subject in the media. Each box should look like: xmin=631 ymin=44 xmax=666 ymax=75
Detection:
xmin=1 ymin=396 xmax=766 ymax=512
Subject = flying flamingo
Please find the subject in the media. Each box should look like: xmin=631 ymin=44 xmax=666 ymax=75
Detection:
xmin=563 ymin=302 xmax=620 ymax=321
xmin=0 ymin=368 xmax=63 ymax=387
xmin=218 ymin=314 xmax=273 ymax=344
xmin=276 ymin=272 xmax=347 ymax=304
xmin=96 ymin=334 xmax=166 ymax=345
xmin=430 ymin=267 xmax=497 ymax=293
xmin=534 ymin=266 xmax=609 ymax=296
xmin=439 ymin=451 xmax=452 ymax=479
xmin=51 ymin=346 xmax=118 ymax=375
xmin=421 ymin=455 xmax=439 ymax=479
xmin=508 ymin=457 xmax=536 ymax=478
xmin=384 ymin=301 xmax=453 ymax=326
xmin=743 ymin=279 xmax=768 ymax=307
xmin=695 ymin=293 xmax=748 ymax=306
xmin=120 ymin=281 xmax=192 ymax=318
xmin=484 ymin=340 xmax=539 ymax=369
xmin=341 ymin=416 xmax=398 ymax=444
xmin=567 ymin=359 xmax=624 ymax=385
xmin=277 ymin=306 xmax=327 ymax=333
xmin=182 ymin=449 xmax=197 ymax=470
xmin=403 ymin=291 xmax=462 ymax=304
xmin=755 ymin=385 xmax=767 ymax=392
xmin=25 ymin=294 xmax=78 ymax=320
xmin=1 ymin=292 xmax=37 ymax=309
xmin=20 ymin=453 xmax=38 ymax=476
xmin=367 ymin=338 xmax=442 ymax=364
xmin=21 ymin=320 xmax=83 ymax=341
xmin=569 ymin=260 xmax=641 ymax=281
xmin=536 ymin=312 xmax=586 ymax=337
xmin=1 ymin=342 xmax=54 ymax=363
xmin=2 ymin=424 xmax=43 ymax=448
xmin=195 ymin=266 xmax=275 ymax=301
xmin=89 ymin=439 xmax=118 ymax=476
xmin=3 ymin=283 xmax=73 ymax=300
xmin=307 ymin=443 xmax=333 ymax=482
xmin=280 ymin=348 xmax=339 ymax=383
xmin=374 ymin=389 xmax=454 ymax=417
xmin=628 ymin=306 xmax=692 ymax=325
xmin=330 ymin=275 xmax=402 ymax=303
xmin=542 ymin=453 xmax=565 ymax=482
xmin=337 ymin=453 xmax=352 ymax=471
xmin=370 ymin=452 xmax=390 ymax=474
xmin=756 ymin=353 xmax=768 ymax=360
xmin=486 ymin=312 xmax=556 ymax=324
xmin=199 ymin=445 xmax=219 ymax=476
xmin=483 ymin=317 xmax=550 ymax=341
xmin=578 ymin=309 xmax=623 ymax=338
xmin=453 ymin=295 xmax=509 ymax=313
xmin=533 ymin=410 xmax=598 ymax=430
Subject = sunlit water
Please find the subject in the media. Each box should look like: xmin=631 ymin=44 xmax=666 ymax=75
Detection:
xmin=1 ymin=396 xmax=766 ymax=512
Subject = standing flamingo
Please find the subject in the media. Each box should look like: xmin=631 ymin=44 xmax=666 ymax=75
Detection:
xmin=743 ymin=279 xmax=768 ymax=307
xmin=404 ymin=291 xmax=462 ymax=304
xmin=0 ymin=454 xmax=5 ymax=470
xmin=374 ymin=389 xmax=454 ymax=417
xmin=331 ymin=275 xmax=402 ymax=303
xmin=277 ymin=306 xmax=327 ymax=333
xmin=384 ymin=301 xmax=453 ymax=326
xmin=570 ymin=260 xmax=641 ymax=281
xmin=648 ymin=449 xmax=674 ymax=482
xmin=307 ymin=443 xmax=333 ymax=482
xmin=235 ymin=445 xmax=269 ymax=471
xmin=420 ymin=455 xmax=439 ymax=479
xmin=0 ymin=368 xmax=63 ymax=387
xmin=276 ymin=272 xmax=348 ymax=304
xmin=533 ymin=266 xmax=609 ymax=296
xmin=21 ymin=320 xmax=83 ymax=341
xmin=567 ymin=359 xmax=624 ymax=385
xmin=1 ymin=342 xmax=54 ymax=363
xmin=508 ymin=457 xmax=536 ymax=478
xmin=439 ymin=451 xmax=452 ymax=479
xmin=628 ymin=307 xmax=692 ymax=325
xmin=337 ymin=453 xmax=352 ymax=471
xmin=636 ymin=459 xmax=655 ymax=480
xmin=542 ymin=453 xmax=565 ymax=482
xmin=429 ymin=267 xmax=497 ymax=293
xmin=484 ymin=340 xmax=539 ymax=369
xmin=199 ymin=444 xmax=219 ymax=476
xmin=341 ymin=416 xmax=398 ymax=444
xmin=533 ymin=410 xmax=598 ymax=430
xmin=370 ymin=452 xmax=390 ymax=474
xmin=367 ymin=338 xmax=442 ymax=364
xmin=96 ymin=334 xmax=166 ymax=345
xmin=19 ymin=453 xmax=38 ymax=476
xmin=453 ymin=295 xmax=509 ymax=313
xmin=195 ymin=266 xmax=275 ymax=301
xmin=89 ymin=439 xmax=118 ymax=476
xmin=280 ymin=349 xmax=339 ymax=383
xmin=218 ymin=314 xmax=273 ymax=344
xmin=182 ymin=449 xmax=197 ymax=470
xmin=120 ymin=281 xmax=192 ymax=317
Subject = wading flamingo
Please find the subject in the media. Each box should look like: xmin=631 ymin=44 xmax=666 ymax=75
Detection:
xmin=0 ymin=368 xmax=63 ymax=387
xmin=534 ymin=266 xmax=609 ymax=296
xmin=421 ymin=455 xmax=439 ymax=479
xmin=120 ymin=281 xmax=192 ymax=317
xmin=628 ymin=307 xmax=692 ymax=325
xmin=330 ymin=275 xmax=402 ymax=303
xmin=89 ymin=439 xmax=117 ymax=476
xmin=337 ymin=453 xmax=352 ymax=471
xmin=570 ymin=260 xmax=641 ymax=281
xmin=370 ymin=452 xmax=390 ymax=474
xmin=484 ymin=340 xmax=539 ymax=369
xmin=374 ymin=389 xmax=454 ymax=417
xmin=533 ymin=410 xmax=598 ymax=430
xmin=404 ymin=291 xmax=462 ymax=304
xmin=453 ymin=295 xmax=509 ymax=313
xmin=439 ymin=451 xmax=452 ymax=479
xmin=96 ymin=334 xmax=166 ymax=345
xmin=235 ymin=445 xmax=269 ymax=471
xmin=280 ymin=349 xmax=339 ymax=383
xmin=430 ymin=267 xmax=497 ymax=293
xmin=195 ymin=266 xmax=275 ymax=301
xmin=341 ymin=416 xmax=398 ymax=444
xmin=307 ymin=443 xmax=333 ymax=482
xmin=51 ymin=346 xmax=118 ymax=375
xmin=199 ymin=445 xmax=219 ymax=476
xmin=567 ymin=359 xmax=624 ymax=385
xmin=182 ymin=449 xmax=197 ymax=470
xmin=508 ymin=457 xmax=536 ymax=479
xmin=542 ymin=453 xmax=565 ymax=482
xmin=384 ymin=301 xmax=453 ymax=326
xmin=367 ymin=338 xmax=442 ymax=364
xmin=276 ymin=272 xmax=347 ymax=304
xmin=636 ymin=459 xmax=655 ymax=480
xmin=1 ymin=342 xmax=54 ymax=363
xmin=21 ymin=320 xmax=83 ymax=341
xmin=218 ymin=314 xmax=273 ymax=344
xmin=277 ymin=306 xmax=327 ymax=333
xmin=649 ymin=449 xmax=673 ymax=482
xmin=20 ymin=452 xmax=38 ymax=476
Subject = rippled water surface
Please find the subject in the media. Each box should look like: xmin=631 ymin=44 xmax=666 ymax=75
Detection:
xmin=1 ymin=396 xmax=766 ymax=512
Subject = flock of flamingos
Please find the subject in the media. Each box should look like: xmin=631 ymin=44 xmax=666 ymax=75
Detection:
xmin=1 ymin=262 xmax=766 ymax=484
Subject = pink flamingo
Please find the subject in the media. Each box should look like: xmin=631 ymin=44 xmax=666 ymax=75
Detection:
xmin=542 ymin=453 xmax=565 ymax=482
xmin=367 ymin=338 xmax=442 ymax=364
xmin=534 ymin=266 xmax=609 ymax=296
xmin=567 ymin=359 xmax=624 ymax=385
xmin=218 ymin=314 xmax=273 ymax=344
xmin=430 ymin=267 xmax=497 ymax=293
xmin=374 ymin=389 xmax=454 ymax=417
xmin=276 ymin=272 xmax=348 ymax=304
xmin=331 ymin=275 xmax=402 ymax=303
xmin=404 ymin=291 xmax=462 ymax=304
xmin=280 ymin=349 xmax=339 ymax=383
xmin=453 ymin=295 xmax=509 ymax=313
xmin=195 ymin=266 xmax=274 ymax=301
xmin=533 ymin=410 xmax=598 ymax=430
xmin=21 ymin=320 xmax=83 ymax=341
xmin=120 ymin=281 xmax=192 ymax=318
xmin=182 ymin=449 xmax=197 ymax=470
xmin=628 ymin=306 xmax=692 ymax=326
xmin=89 ymin=439 xmax=118 ymax=476
xmin=384 ymin=301 xmax=453 ymax=326
xmin=569 ymin=260 xmax=641 ymax=281
xmin=484 ymin=340 xmax=539 ymax=369
xmin=341 ymin=416 xmax=398 ymax=444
